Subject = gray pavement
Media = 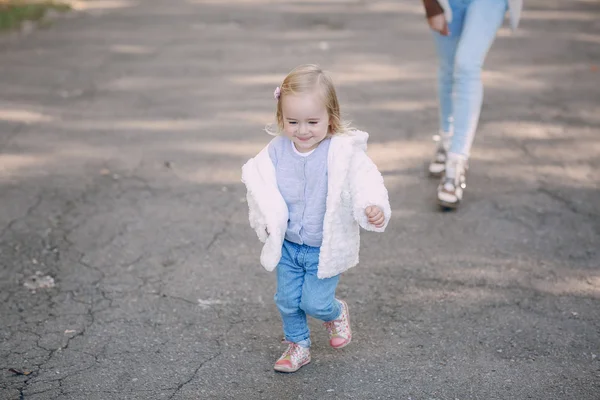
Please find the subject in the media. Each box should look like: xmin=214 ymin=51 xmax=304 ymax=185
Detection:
xmin=0 ymin=0 xmax=599 ymax=399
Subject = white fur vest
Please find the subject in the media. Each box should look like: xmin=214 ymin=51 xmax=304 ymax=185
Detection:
xmin=241 ymin=130 xmax=391 ymax=279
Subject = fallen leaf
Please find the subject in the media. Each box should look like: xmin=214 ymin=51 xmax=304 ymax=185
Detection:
xmin=64 ymin=330 xmax=76 ymax=334
xmin=8 ymin=368 xmax=31 ymax=376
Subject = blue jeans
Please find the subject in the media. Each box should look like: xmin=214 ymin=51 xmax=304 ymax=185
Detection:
xmin=274 ymin=240 xmax=341 ymax=348
xmin=434 ymin=0 xmax=508 ymax=157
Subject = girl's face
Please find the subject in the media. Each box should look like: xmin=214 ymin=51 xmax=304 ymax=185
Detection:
xmin=281 ymin=91 xmax=331 ymax=153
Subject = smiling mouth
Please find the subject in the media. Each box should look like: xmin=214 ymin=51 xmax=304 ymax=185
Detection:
xmin=296 ymin=136 xmax=311 ymax=141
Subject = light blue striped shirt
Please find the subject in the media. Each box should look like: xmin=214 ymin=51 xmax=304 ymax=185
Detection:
xmin=268 ymin=136 xmax=330 ymax=247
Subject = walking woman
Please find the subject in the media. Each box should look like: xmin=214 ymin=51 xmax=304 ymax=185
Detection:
xmin=422 ymin=0 xmax=523 ymax=208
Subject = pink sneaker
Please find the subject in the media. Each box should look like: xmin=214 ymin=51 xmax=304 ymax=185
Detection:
xmin=323 ymin=299 xmax=352 ymax=349
xmin=273 ymin=342 xmax=311 ymax=373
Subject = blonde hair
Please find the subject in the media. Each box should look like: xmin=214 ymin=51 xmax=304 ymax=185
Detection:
xmin=266 ymin=64 xmax=350 ymax=136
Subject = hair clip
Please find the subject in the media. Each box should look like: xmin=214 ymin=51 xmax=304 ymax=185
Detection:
xmin=273 ymin=86 xmax=281 ymax=101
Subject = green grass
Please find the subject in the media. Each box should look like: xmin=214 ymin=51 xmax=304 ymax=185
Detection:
xmin=0 ymin=1 xmax=70 ymax=31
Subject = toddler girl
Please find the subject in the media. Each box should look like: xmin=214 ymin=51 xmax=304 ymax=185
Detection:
xmin=242 ymin=64 xmax=391 ymax=373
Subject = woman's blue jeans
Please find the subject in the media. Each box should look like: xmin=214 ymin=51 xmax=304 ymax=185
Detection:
xmin=433 ymin=0 xmax=508 ymax=157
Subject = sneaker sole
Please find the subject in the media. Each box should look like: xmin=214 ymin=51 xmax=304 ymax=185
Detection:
xmin=428 ymin=164 xmax=445 ymax=178
xmin=331 ymin=300 xmax=352 ymax=349
xmin=429 ymin=169 xmax=445 ymax=178
xmin=437 ymin=198 xmax=460 ymax=210
xmin=331 ymin=338 xmax=352 ymax=349
xmin=273 ymin=357 xmax=311 ymax=373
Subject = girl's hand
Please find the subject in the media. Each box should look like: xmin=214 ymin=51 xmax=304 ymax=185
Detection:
xmin=365 ymin=206 xmax=385 ymax=228
xmin=428 ymin=14 xmax=449 ymax=36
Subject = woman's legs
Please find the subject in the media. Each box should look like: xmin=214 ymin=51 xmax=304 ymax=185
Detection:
xmin=429 ymin=1 xmax=465 ymax=176
xmin=433 ymin=0 xmax=508 ymax=208
xmin=433 ymin=1 xmax=466 ymax=137
xmin=450 ymin=0 xmax=508 ymax=158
